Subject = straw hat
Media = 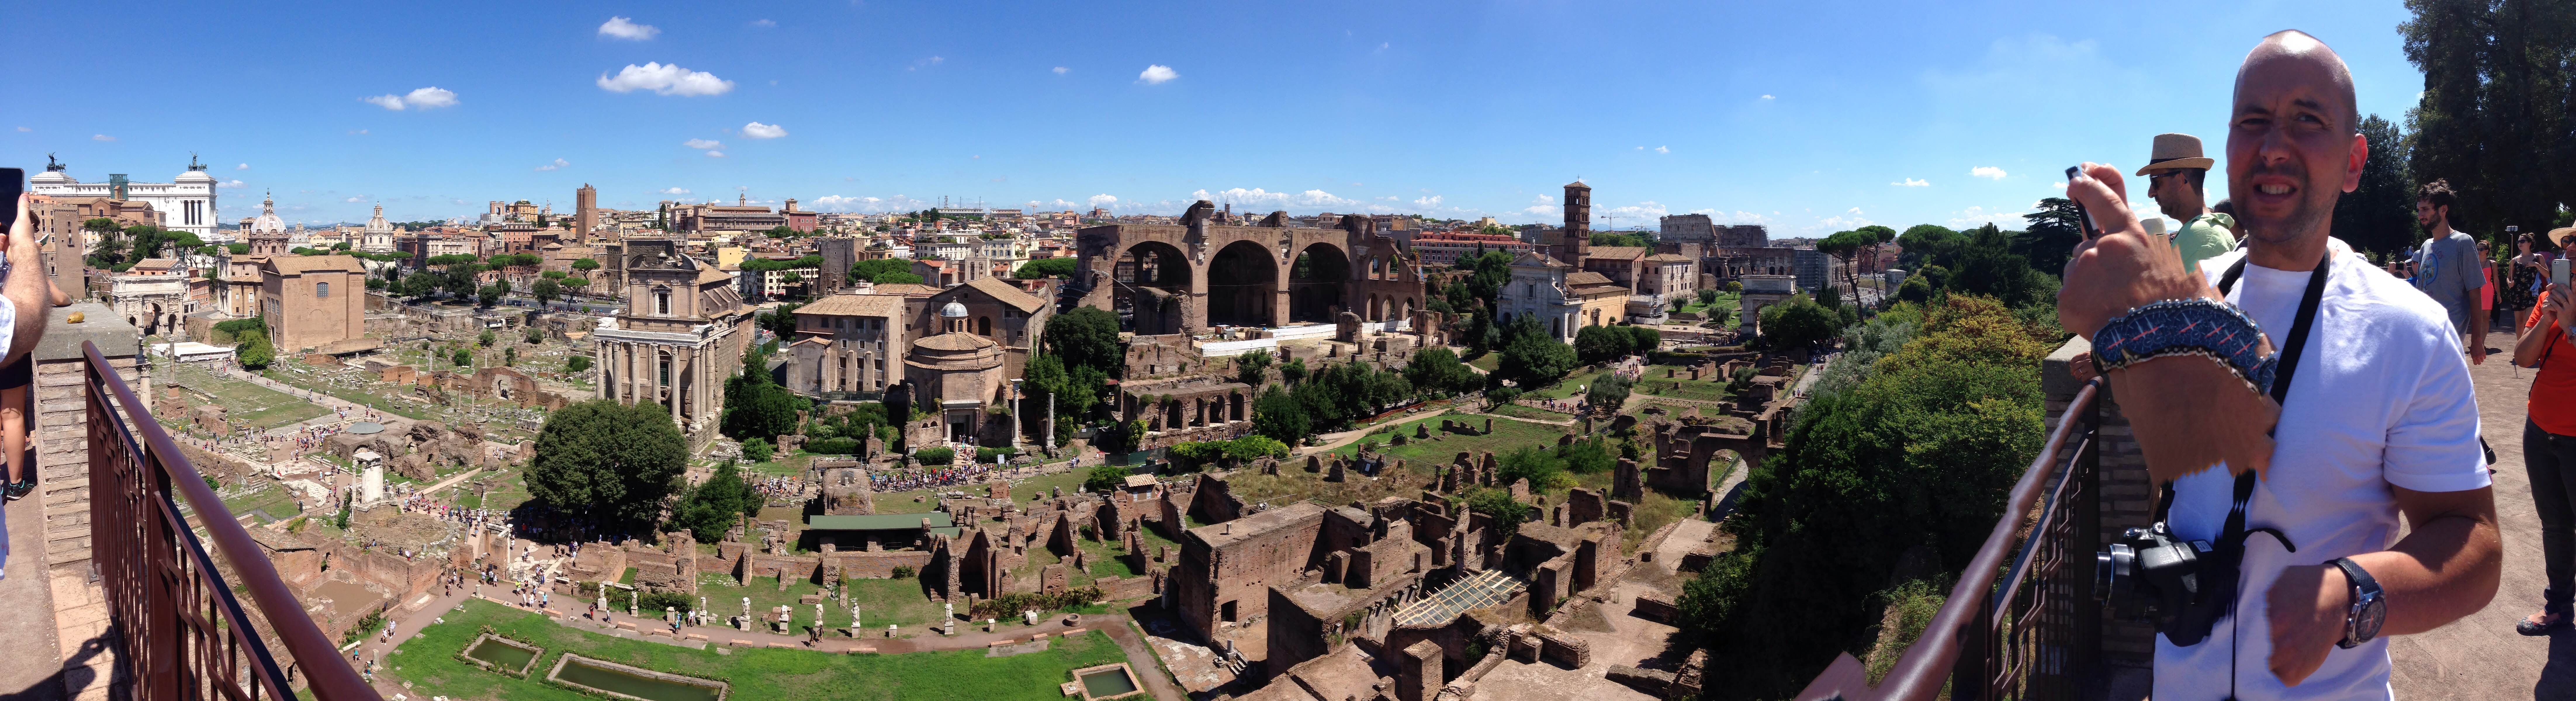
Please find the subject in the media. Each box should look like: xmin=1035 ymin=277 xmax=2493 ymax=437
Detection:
xmin=2549 ymin=226 xmax=2576 ymax=249
xmin=2135 ymin=133 xmax=2216 ymax=176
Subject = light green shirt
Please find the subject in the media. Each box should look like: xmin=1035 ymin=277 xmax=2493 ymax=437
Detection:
xmin=2174 ymin=211 xmax=2237 ymax=275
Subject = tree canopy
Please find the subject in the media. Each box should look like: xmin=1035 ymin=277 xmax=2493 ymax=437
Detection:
xmin=1015 ymin=257 xmax=1079 ymax=279
xmin=529 ymin=400 xmax=690 ymax=529
xmin=669 ymin=460 xmax=761 ymax=542
xmin=849 ymin=258 xmax=925 ymax=285
xmin=1495 ymin=314 xmax=1577 ymax=389
xmin=1043 ymin=306 xmax=1123 ymax=376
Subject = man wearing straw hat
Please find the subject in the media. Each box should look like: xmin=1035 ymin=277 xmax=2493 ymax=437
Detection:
xmin=2139 ymin=132 xmax=2239 ymax=275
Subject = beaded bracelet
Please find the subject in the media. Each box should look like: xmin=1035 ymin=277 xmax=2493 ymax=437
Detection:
xmin=2090 ymin=299 xmax=2277 ymax=394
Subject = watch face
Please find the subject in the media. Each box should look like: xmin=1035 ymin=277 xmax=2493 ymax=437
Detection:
xmin=2356 ymin=595 xmax=2386 ymax=642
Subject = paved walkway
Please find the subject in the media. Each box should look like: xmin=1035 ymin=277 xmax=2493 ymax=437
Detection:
xmin=2388 ymin=328 xmax=2561 ymax=700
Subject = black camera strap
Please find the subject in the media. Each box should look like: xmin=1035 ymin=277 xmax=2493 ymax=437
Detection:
xmin=2146 ymin=250 xmax=2329 ymax=699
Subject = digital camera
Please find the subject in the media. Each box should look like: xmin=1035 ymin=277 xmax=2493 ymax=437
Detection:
xmin=2094 ymin=522 xmax=2231 ymax=646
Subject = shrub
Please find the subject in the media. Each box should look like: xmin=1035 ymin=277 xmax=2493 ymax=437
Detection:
xmin=740 ymin=437 xmax=773 ymax=463
xmin=974 ymin=446 xmax=1019 ymax=463
xmin=891 ymin=566 xmax=915 ymax=579
xmin=913 ymin=447 xmax=955 ymax=465
xmin=638 ymin=590 xmax=695 ymax=614
xmin=804 ymin=437 xmax=860 ymax=455
xmin=1084 ymin=465 xmax=1133 ymax=492
xmin=968 ymin=588 xmax=1104 ymax=620
xmin=567 ymin=356 xmax=592 ymax=373
xmin=1488 ymin=387 xmax=1522 ymax=407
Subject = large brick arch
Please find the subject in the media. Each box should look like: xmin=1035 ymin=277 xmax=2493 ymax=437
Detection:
xmin=1075 ymin=202 xmax=1399 ymax=334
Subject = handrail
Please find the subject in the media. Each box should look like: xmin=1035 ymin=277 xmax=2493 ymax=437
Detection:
xmin=1795 ymin=377 xmax=2101 ymax=701
xmin=83 ymin=340 xmax=381 ymax=700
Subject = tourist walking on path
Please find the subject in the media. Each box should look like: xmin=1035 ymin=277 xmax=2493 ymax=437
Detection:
xmin=2413 ymin=179 xmax=2490 ymax=365
xmin=2517 ymin=263 xmax=2576 ymax=634
xmin=2508 ymin=230 xmax=2560 ymax=336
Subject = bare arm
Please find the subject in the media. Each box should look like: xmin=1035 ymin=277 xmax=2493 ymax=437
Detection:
xmin=2518 ymin=284 xmax=2565 ymax=368
xmin=2 ymin=195 xmax=49 ymax=368
xmin=2267 ymin=485 xmax=2503 ymax=685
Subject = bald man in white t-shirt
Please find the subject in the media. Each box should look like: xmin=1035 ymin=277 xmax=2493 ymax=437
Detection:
xmin=2057 ymin=31 xmax=2501 ymax=700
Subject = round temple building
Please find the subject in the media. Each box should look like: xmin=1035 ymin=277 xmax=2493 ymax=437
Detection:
xmin=905 ymin=301 xmax=1006 ymax=444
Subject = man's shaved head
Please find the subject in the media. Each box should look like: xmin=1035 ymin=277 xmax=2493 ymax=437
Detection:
xmin=2243 ymin=30 xmax=2358 ymax=133
xmin=2226 ymin=29 xmax=2368 ymax=257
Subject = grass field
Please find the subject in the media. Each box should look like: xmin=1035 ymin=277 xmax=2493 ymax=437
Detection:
xmin=1526 ymin=368 xmax=1614 ymax=400
xmin=677 ymin=573 xmax=948 ymax=632
xmin=1488 ymin=403 xmax=1573 ymax=422
xmin=160 ymin=362 xmax=332 ymax=430
xmin=1467 ymin=352 xmax=1502 ymax=372
xmin=218 ymin=480 xmax=306 ymax=524
xmin=385 ymin=598 xmax=1128 ymax=701
xmin=1322 ymin=414 xmax=1572 ymax=466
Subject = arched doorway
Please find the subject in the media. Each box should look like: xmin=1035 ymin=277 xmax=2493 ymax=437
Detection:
xmin=1287 ymin=243 xmax=1349 ymax=323
xmin=1206 ymin=240 xmax=1278 ymax=328
xmin=1116 ymin=241 xmax=1190 ymax=334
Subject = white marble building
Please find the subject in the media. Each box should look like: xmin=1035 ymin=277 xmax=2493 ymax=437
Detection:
xmin=360 ymin=204 xmax=398 ymax=252
xmin=29 ymin=155 xmax=220 ymax=238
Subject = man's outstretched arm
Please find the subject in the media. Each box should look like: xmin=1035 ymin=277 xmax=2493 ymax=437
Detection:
xmin=1 ymin=195 xmax=46 ymax=368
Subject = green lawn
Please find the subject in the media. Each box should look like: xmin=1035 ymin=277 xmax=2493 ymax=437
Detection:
xmin=385 ymin=598 xmax=1128 ymax=701
xmin=160 ymin=361 xmax=332 ymax=430
xmin=1527 ymin=368 xmax=1614 ymax=400
xmin=1467 ymin=352 xmax=1502 ymax=372
xmin=1635 ymin=376 xmax=1735 ymax=403
xmin=1489 ymin=403 xmax=1573 ymax=422
xmin=1324 ymin=414 xmax=1572 ymax=466
xmin=218 ymin=481 xmax=306 ymax=524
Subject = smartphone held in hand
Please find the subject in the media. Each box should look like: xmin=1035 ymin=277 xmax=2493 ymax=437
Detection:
xmin=0 ymin=168 xmax=22 ymax=229
xmin=2066 ymin=166 xmax=2101 ymax=238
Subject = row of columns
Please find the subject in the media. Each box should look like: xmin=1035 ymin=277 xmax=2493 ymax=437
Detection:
xmin=598 ymin=337 xmax=708 ymax=427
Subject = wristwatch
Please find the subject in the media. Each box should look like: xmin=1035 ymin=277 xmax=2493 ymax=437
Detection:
xmin=2330 ymin=557 xmax=2385 ymax=649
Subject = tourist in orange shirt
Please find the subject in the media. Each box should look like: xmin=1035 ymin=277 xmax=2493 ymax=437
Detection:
xmin=2515 ymin=279 xmax=2576 ymax=634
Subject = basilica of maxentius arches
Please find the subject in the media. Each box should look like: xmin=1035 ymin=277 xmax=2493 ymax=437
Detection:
xmin=1071 ymin=201 xmax=1426 ymax=334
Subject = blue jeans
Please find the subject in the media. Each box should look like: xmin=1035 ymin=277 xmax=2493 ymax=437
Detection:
xmin=2527 ymin=419 xmax=2576 ymax=615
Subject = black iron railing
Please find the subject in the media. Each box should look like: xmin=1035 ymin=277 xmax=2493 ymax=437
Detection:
xmin=83 ymin=340 xmax=381 ymax=701
xmin=1795 ymin=378 xmax=2103 ymax=701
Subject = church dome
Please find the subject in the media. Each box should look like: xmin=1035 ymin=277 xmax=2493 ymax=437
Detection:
xmin=250 ymin=194 xmax=287 ymax=233
xmin=938 ymin=301 xmax=969 ymax=318
xmin=174 ymin=169 xmax=215 ymax=185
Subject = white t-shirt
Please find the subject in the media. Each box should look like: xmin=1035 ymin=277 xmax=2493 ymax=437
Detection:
xmin=2151 ymin=244 xmax=2488 ymax=700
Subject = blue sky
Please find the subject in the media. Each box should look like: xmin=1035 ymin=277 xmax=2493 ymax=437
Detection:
xmin=7 ymin=1 xmax=2422 ymax=236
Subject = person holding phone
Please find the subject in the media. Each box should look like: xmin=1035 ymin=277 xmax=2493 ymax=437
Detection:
xmin=2514 ymin=251 xmax=2576 ymax=635
xmin=0 ymin=183 xmax=74 ymax=579
xmin=2058 ymin=31 xmax=2499 ymax=697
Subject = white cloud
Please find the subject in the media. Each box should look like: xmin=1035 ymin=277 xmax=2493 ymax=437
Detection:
xmin=2052 ymin=181 xmax=2067 ymax=190
xmin=683 ymin=138 xmax=722 ymax=150
xmin=536 ymin=158 xmax=569 ymax=171
xmin=1137 ymin=65 xmax=1178 ymax=84
xmin=660 ymin=187 xmax=691 ymax=195
xmin=1599 ymin=201 xmax=1670 ymax=224
xmin=907 ymin=56 xmax=944 ymax=71
xmin=1186 ymin=187 xmax=1367 ymax=210
xmin=1893 ymin=178 xmax=1930 ymax=187
xmin=598 ymin=16 xmax=659 ymax=40
xmin=1818 ymin=207 xmax=1874 ymax=230
xmin=705 ymin=150 xmax=726 ymax=158
xmin=218 ymin=179 xmax=247 ymax=189
xmin=741 ymin=122 xmax=787 ymax=139
xmin=1414 ymin=195 xmax=1443 ymax=208
xmin=1945 ymin=205 xmax=2029 ymax=229
xmin=12 ymin=126 xmax=25 ymax=132
xmin=349 ymin=129 xmax=369 ymax=135
xmin=363 ymin=94 xmax=406 ymax=110
xmin=235 ymin=163 xmax=248 ymax=170
xmin=403 ymin=86 xmax=458 ymax=109
xmin=799 ymin=195 xmax=932 ymax=213
xmin=748 ymin=19 xmax=775 ymax=28
xmin=1052 ymin=66 xmax=1069 ymax=75
xmin=1087 ymin=194 xmax=1119 ymax=208
xmin=1971 ymin=166 xmax=2008 ymax=180
xmin=596 ymin=62 xmax=734 ymax=96
xmin=91 ymin=134 xmax=114 ymax=141
xmin=1760 ymin=94 xmax=1776 ymax=100
xmin=1654 ymin=146 xmax=1670 ymax=154
xmin=343 ymin=197 xmax=368 ymax=203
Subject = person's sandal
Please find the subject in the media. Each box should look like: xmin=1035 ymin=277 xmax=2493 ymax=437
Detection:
xmin=2518 ymin=611 xmax=2570 ymax=636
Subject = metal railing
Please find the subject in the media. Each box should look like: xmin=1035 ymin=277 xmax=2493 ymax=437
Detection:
xmin=83 ymin=340 xmax=382 ymax=701
xmin=1794 ymin=378 xmax=2103 ymax=701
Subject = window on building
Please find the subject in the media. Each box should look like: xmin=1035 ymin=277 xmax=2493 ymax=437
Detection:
xmin=315 ymin=282 xmax=329 ymax=298
xmin=659 ymin=359 xmax=671 ymax=387
xmin=655 ymin=290 xmax=670 ymax=315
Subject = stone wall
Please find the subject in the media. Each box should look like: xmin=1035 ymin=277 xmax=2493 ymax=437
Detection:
xmin=34 ymin=303 xmax=143 ymax=575
xmin=2044 ymin=338 xmax=2151 ymax=668
xmin=828 ymin=550 xmax=934 ymax=579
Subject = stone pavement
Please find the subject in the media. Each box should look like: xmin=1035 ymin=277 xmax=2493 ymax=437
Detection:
xmin=2388 ymin=328 xmax=2566 ymax=700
